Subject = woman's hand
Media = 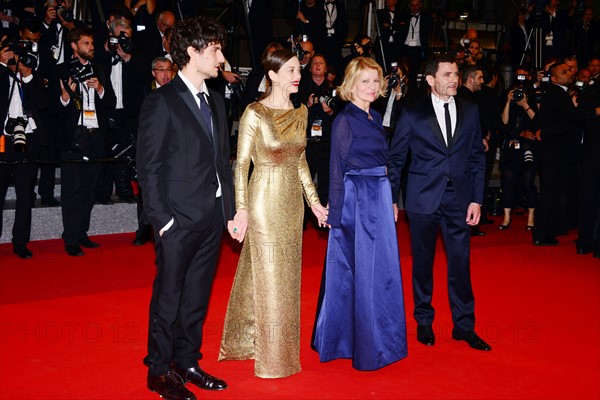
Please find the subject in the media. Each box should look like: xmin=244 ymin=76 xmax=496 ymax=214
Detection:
xmin=311 ymin=203 xmax=329 ymax=228
xmin=228 ymin=210 xmax=248 ymax=242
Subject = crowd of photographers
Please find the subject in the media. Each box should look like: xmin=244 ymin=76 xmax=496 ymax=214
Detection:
xmin=1 ymin=0 xmax=600 ymax=259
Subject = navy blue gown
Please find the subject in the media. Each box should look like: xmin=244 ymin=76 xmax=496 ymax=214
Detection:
xmin=313 ymin=102 xmax=407 ymax=370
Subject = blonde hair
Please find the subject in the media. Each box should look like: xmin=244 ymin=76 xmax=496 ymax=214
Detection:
xmin=337 ymin=57 xmax=387 ymax=101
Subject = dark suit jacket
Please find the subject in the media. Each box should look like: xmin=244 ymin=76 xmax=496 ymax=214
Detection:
xmin=388 ymin=95 xmax=485 ymax=214
xmin=0 ymin=66 xmax=48 ymax=160
xmin=396 ymin=10 xmax=433 ymax=52
xmin=538 ymin=84 xmax=595 ymax=165
xmin=51 ymin=61 xmax=116 ymax=151
xmin=136 ymin=74 xmax=235 ymax=232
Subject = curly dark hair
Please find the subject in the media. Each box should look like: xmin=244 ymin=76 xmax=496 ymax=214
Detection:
xmin=170 ymin=16 xmax=226 ymax=69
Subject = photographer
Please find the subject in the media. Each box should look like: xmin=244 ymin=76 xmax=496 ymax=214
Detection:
xmin=37 ymin=0 xmax=80 ymax=67
xmin=534 ymin=60 xmax=600 ymax=247
xmin=373 ymin=60 xmax=409 ymax=134
xmin=95 ymin=17 xmax=138 ymax=204
xmin=498 ymin=68 xmax=539 ymax=232
xmin=0 ymin=37 xmax=49 ymax=259
xmin=298 ymin=54 xmax=337 ymax=213
xmin=51 ymin=26 xmax=116 ymax=256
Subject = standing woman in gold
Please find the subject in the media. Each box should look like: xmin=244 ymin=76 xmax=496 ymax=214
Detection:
xmin=219 ymin=49 xmax=328 ymax=378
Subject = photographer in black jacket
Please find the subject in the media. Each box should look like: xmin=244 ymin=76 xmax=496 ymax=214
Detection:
xmin=298 ymin=54 xmax=337 ymax=210
xmin=0 ymin=37 xmax=48 ymax=258
xmin=51 ymin=26 xmax=116 ymax=256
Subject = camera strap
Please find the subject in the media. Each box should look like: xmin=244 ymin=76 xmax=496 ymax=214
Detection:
xmin=5 ymin=71 xmax=28 ymax=120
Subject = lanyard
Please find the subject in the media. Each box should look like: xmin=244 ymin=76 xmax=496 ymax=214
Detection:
xmin=411 ymin=14 xmax=419 ymax=39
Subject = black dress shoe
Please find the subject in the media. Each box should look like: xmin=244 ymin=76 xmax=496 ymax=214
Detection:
xmin=416 ymin=325 xmax=435 ymax=346
xmin=65 ymin=244 xmax=84 ymax=256
xmin=13 ymin=245 xmax=33 ymax=259
xmin=174 ymin=366 xmax=227 ymax=391
xmin=119 ymin=195 xmax=136 ymax=204
xmin=133 ymin=235 xmax=149 ymax=246
xmin=96 ymin=198 xmax=114 ymax=205
xmin=470 ymin=228 xmax=486 ymax=237
xmin=148 ymin=370 xmax=196 ymax=400
xmin=452 ymin=327 xmax=492 ymax=351
xmin=79 ymin=237 xmax=100 ymax=248
xmin=533 ymin=237 xmax=558 ymax=246
xmin=41 ymin=197 xmax=60 ymax=206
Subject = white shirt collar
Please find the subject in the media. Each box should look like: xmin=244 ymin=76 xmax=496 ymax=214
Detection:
xmin=178 ymin=70 xmax=209 ymax=98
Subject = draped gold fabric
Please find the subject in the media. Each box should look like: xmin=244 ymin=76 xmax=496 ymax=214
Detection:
xmin=219 ymin=102 xmax=320 ymax=378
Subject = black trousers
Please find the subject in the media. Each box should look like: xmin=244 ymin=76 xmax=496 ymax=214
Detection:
xmin=407 ymin=188 xmax=475 ymax=331
xmin=534 ymin=161 xmax=577 ymax=241
xmin=60 ymin=134 xmax=103 ymax=246
xmin=306 ymin=141 xmax=330 ymax=204
xmin=145 ymin=198 xmax=224 ymax=376
xmin=0 ymin=162 xmax=36 ymax=246
xmin=577 ymin=171 xmax=600 ymax=248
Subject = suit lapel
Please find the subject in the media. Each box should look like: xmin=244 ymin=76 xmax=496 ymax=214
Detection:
xmin=172 ymin=75 xmax=214 ymax=145
xmin=426 ymin=97 xmax=447 ymax=148
xmin=450 ymin=97 xmax=464 ymax=149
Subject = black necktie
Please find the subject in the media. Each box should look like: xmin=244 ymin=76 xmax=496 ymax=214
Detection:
xmin=444 ymin=102 xmax=452 ymax=145
xmin=197 ymin=92 xmax=213 ymax=138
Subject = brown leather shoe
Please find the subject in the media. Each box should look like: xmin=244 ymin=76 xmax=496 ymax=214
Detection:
xmin=147 ymin=370 xmax=196 ymax=400
xmin=173 ymin=366 xmax=228 ymax=391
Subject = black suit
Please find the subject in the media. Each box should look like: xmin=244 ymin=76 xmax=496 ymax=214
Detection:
xmin=389 ymin=95 xmax=485 ymax=331
xmin=577 ymin=90 xmax=600 ymax=251
xmin=534 ymin=84 xmax=595 ymax=242
xmin=397 ymin=10 xmax=433 ymax=84
xmin=52 ymin=60 xmax=116 ymax=246
xmin=375 ymin=7 xmax=401 ymax=70
xmin=0 ymin=66 xmax=48 ymax=247
xmin=137 ymin=74 xmax=234 ymax=376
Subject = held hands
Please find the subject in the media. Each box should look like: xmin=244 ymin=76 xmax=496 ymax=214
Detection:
xmin=228 ymin=210 xmax=248 ymax=243
xmin=311 ymin=203 xmax=329 ymax=228
xmin=466 ymin=203 xmax=481 ymax=226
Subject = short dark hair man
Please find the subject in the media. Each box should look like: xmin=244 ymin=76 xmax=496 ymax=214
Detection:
xmin=137 ymin=16 xmax=234 ymax=400
xmin=54 ymin=26 xmax=116 ymax=256
xmin=388 ymin=54 xmax=491 ymax=352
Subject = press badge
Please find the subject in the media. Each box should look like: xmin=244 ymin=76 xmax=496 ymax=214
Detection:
xmin=83 ymin=110 xmax=97 ymax=126
xmin=514 ymin=142 xmax=520 ymax=150
xmin=311 ymin=119 xmax=323 ymax=137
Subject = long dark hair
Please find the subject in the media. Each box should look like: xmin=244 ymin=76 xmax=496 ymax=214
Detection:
xmin=260 ymin=49 xmax=296 ymax=100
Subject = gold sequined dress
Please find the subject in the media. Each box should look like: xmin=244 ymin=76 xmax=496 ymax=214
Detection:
xmin=219 ymin=102 xmax=320 ymax=378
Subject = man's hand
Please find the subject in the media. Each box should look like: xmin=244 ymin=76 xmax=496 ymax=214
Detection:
xmin=466 ymin=203 xmax=481 ymax=226
xmin=222 ymin=70 xmax=240 ymax=84
xmin=117 ymin=45 xmax=131 ymax=63
xmin=59 ymin=77 xmax=76 ymax=102
xmin=0 ymin=45 xmax=14 ymax=65
xmin=85 ymin=77 xmax=104 ymax=96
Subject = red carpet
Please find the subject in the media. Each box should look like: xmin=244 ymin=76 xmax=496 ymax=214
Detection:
xmin=1 ymin=213 xmax=599 ymax=399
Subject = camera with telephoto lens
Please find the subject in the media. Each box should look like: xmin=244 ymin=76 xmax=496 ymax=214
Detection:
xmin=291 ymin=34 xmax=308 ymax=61
xmin=513 ymin=74 xmax=527 ymax=102
xmin=5 ymin=117 xmax=29 ymax=152
xmin=313 ymin=89 xmax=339 ymax=109
xmin=56 ymin=0 xmax=74 ymax=22
xmin=68 ymin=58 xmax=94 ymax=84
xmin=1 ymin=38 xmax=38 ymax=69
xmin=109 ymin=32 xmax=132 ymax=55
xmin=387 ymin=62 xmax=399 ymax=89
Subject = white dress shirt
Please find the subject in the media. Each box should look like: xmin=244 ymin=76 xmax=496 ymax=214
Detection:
xmin=431 ymin=93 xmax=456 ymax=146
